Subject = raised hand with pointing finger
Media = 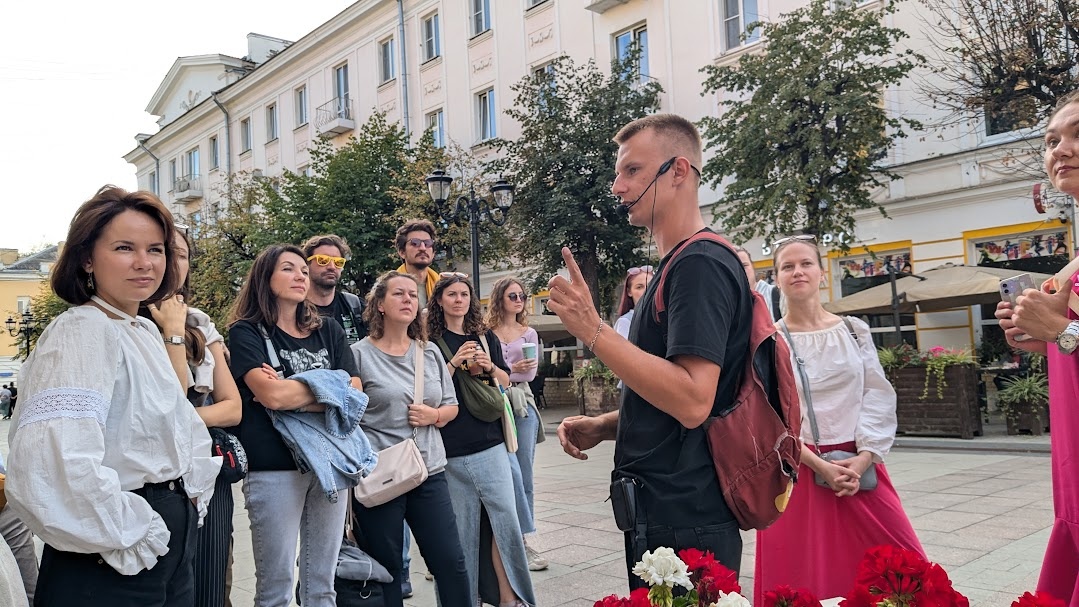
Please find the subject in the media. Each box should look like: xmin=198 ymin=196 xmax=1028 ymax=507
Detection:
xmin=546 ymin=247 xmax=604 ymax=343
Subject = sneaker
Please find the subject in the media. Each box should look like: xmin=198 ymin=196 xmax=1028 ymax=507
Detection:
xmin=525 ymin=544 xmax=548 ymax=571
xmin=402 ymin=578 xmax=413 ymax=599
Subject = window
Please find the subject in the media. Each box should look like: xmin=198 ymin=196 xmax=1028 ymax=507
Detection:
xmin=423 ymin=13 xmax=441 ymax=61
xmin=240 ymin=118 xmax=252 ymax=152
xmin=722 ymin=0 xmax=760 ymax=51
xmin=615 ymin=25 xmax=649 ymax=82
xmin=476 ymin=89 xmax=496 ymax=141
xmin=335 ymin=64 xmax=350 ymax=103
xmin=299 ymin=164 xmax=315 ymax=178
xmin=266 ymin=104 xmax=278 ymax=141
xmin=379 ymin=38 xmax=396 ymax=83
xmin=426 ymin=109 xmax=445 ymax=148
xmin=17 ymin=296 xmax=30 ymax=315
xmin=149 ymin=170 xmax=158 ymax=195
xmin=210 ymin=136 xmax=219 ymax=169
xmin=295 ymin=86 xmax=308 ymax=126
xmin=168 ymin=159 xmax=177 ymax=190
xmin=526 ymin=0 xmax=549 ymax=7
xmin=470 ymin=0 xmax=491 ymax=36
xmin=185 ymin=147 xmax=200 ymax=177
xmin=984 ymin=93 xmax=1038 ymax=136
xmin=839 ymin=252 xmax=916 ymax=349
xmin=534 ymin=63 xmax=557 ymax=113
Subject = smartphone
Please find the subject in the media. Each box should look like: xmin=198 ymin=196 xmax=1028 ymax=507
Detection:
xmin=1000 ymin=273 xmax=1037 ymax=341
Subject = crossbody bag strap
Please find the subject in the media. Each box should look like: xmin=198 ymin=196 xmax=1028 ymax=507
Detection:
xmin=779 ymin=320 xmax=821 ymax=448
xmin=841 ymin=316 xmax=859 ymax=342
xmin=411 ymin=340 xmax=424 ymax=441
xmin=258 ymin=324 xmax=286 ymax=379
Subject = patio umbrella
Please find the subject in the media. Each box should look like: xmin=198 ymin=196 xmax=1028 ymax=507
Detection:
xmin=824 ymin=263 xmax=1054 ymax=315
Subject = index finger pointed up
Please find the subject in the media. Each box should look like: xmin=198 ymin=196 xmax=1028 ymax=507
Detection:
xmin=561 ymin=247 xmax=584 ymax=283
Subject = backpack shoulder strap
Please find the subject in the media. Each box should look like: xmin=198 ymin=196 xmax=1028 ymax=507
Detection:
xmin=841 ymin=316 xmax=859 ymax=342
xmin=257 ymin=323 xmax=286 ymax=378
xmin=771 ymin=286 xmax=782 ymax=322
xmin=653 ymin=231 xmax=734 ymax=322
xmin=341 ymin=291 xmax=364 ymax=318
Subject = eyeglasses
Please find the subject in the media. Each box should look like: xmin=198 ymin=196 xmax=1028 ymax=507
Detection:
xmin=507 ymin=293 xmax=527 ymax=302
xmin=772 ymin=235 xmax=817 ymax=249
xmin=408 ymin=238 xmax=435 ymax=249
xmin=627 ymin=265 xmax=654 ymax=276
xmin=439 ymin=271 xmax=468 ymax=279
xmin=307 ymin=254 xmax=346 ymax=269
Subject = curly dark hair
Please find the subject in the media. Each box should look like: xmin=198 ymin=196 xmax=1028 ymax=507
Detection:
xmin=364 ymin=271 xmax=426 ymax=341
xmin=426 ymin=275 xmax=485 ymax=341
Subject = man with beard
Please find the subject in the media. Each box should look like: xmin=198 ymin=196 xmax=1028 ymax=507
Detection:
xmin=302 ymin=234 xmax=367 ymax=344
xmin=394 ymin=219 xmax=441 ymax=307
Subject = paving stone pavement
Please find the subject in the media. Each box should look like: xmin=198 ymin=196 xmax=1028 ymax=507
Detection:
xmin=1 ymin=416 xmax=1057 ymax=606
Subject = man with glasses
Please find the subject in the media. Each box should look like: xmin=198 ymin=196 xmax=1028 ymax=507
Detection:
xmin=395 ymin=219 xmax=441 ymax=308
xmin=549 ymin=114 xmax=752 ymax=582
xmin=302 ymin=234 xmax=367 ymax=345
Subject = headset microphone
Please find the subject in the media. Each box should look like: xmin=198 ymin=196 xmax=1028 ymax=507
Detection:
xmin=617 ymin=157 xmax=676 ymax=215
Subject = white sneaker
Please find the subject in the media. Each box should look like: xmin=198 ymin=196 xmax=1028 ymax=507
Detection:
xmin=525 ymin=543 xmax=548 ymax=571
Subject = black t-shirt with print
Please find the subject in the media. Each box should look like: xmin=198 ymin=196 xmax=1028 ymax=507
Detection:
xmin=315 ymin=291 xmax=367 ymax=345
xmin=437 ymin=330 xmax=510 ymax=458
xmin=228 ymin=318 xmax=360 ymax=471
xmin=615 ymin=229 xmax=752 ymax=527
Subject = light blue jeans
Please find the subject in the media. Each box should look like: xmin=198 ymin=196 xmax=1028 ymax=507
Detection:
xmin=243 ymin=469 xmax=348 ymax=607
xmin=507 ymin=400 xmax=540 ymax=534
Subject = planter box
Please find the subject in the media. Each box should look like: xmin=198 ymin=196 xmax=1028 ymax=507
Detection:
xmin=891 ymin=365 xmax=983 ymax=439
xmin=1004 ymin=402 xmax=1049 ymax=436
xmin=577 ymin=378 xmax=620 ymax=416
xmin=543 ymin=378 xmax=577 ymax=408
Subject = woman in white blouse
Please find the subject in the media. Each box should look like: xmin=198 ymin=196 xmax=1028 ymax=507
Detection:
xmin=6 ymin=186 xmax=221 ymax=606
xmin=753 ymin=236 xmax=924 ymax=602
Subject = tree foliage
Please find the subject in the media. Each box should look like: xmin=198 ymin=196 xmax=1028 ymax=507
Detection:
xmin=494 ymin=52 xmax=660 ymax=310
xmin=16 ymin=280 xmax=69 ymax=357
xmin=699 ymin=0 xmax=924 ymax=248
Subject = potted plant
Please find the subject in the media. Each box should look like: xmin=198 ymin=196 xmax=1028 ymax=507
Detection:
xmin=573 ymin=358 xmax=620 ymax=416
xmin=881 ymin=345 xmax=982 ymax=439
xmin=997 ymin=372 xmax=1049 ymax=436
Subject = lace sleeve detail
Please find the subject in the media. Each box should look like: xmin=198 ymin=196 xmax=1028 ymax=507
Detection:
xmin=17 ymin=387 xmax=109 ymax=430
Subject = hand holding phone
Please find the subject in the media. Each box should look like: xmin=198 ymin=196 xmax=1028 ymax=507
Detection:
xmin=1000 ymin=273 xmax=1036 ymax=341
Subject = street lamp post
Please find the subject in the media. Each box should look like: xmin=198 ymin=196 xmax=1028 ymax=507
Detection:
xmin=5 ymin=310 xmax=35 ymax=360
xmin=425 ymin=169 xmax=515 ymax=295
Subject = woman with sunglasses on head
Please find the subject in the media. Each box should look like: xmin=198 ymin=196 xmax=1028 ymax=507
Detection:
xmin=6 ymin=186 xmax=220 ymax=606
xmin=226 ymin=244 xmax=366 ymax=607
xmin=752 ymin=235 xmax=923 ymax=602
xmin=613 ymin=266 xmax=654 ymax=340
xmin=349 ymin=271 xmax=470 ymax=607
xmin=143 ymin=228 xmax=242 ymax=607
xmin=485 ymin=278 xmax=548 ymax=572
xmin=427 ymin=274 xmax=536 ymax=607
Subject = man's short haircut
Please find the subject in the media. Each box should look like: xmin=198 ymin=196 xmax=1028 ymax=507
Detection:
xmin=395 ymin=219 xmax=437 ymax=253
xmin=613 ymin=113 xmax=703 ymax=165
xmin=302 ymin=234 xmax=352 ymax=259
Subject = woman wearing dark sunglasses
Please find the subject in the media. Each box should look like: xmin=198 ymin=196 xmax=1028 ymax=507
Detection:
xmin=613 ymin=265 xmax=654 ymax=340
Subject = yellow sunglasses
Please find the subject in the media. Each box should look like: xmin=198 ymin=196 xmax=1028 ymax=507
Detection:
xmin=307 ymin=254 xmax=346 ymax=269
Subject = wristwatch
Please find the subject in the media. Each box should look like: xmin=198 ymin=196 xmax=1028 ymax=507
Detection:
xmin=1056 ymin=321 xmax=1079 ymax=355
xmin=164 ymin=335 xmax=186 ymax=346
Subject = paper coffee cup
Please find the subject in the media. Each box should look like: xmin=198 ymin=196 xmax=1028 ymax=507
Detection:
xmin=521 ymin=343 xmax=538 ymax=360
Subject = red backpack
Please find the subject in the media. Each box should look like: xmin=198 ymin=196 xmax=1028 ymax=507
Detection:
xmin=653 ymin=231 xmax=802 ymax=530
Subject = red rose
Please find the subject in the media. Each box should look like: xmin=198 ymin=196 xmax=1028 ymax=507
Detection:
xmin=678 ymin=548 xmax=712 ymax=572
xmin=762 ymin=585 xmax=822 ymax=607
xmin=629 ymin=587 xmax=652 ymax=607
xmin=1012 ymin=592 xmax=1066 ymax=607
xmin=594 ymin=594 xmax=629 ymax=607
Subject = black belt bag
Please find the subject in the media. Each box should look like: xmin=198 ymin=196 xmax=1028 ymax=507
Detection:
xmin=610 ymin=477 xmax=642 ymax=532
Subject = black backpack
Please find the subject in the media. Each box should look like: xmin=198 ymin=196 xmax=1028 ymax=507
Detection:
xmin=341 ymin=291 xmax=368 ymax=341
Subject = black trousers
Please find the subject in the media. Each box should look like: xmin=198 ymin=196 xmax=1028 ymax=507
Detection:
xmin=194 ymin=477 xmax=234 ymax=607
xmin=35 ymin=480 xmax=198 ymax=607
xmin=624 ymin=519 xmax=743 ymax=592
xmin=353 ymin=472 xmax=471 ymax=607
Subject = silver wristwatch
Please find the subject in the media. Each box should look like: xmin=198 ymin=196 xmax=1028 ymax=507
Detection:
xmin=1057 ymin=321 xmax=1079 ymax=355
xmin=164 ymin=335 xmax=186 ymax=346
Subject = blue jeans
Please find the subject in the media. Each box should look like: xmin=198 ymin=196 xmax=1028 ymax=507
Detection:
xmin=507 ymin=401 xmax=540 ymax=534
xmin=243 ymin=469 xmax=347 ymax=607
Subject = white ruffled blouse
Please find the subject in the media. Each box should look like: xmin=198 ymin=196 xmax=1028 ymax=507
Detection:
xmin=781 ymin=317 xmax=898 ymax=461
xmin=5 ymin=303 xmax=220 ymax=575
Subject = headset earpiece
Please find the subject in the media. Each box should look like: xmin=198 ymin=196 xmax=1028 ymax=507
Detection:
xmin=657 ymin=157 xmax=676 ymax=177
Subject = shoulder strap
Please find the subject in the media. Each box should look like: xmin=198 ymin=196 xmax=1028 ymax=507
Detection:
xmin=413 ymin=340 xmax=425 ymax=405
xmin=258 ymin=324 xmax=286 ymax=378
xmin=477 ymin=332 xmax=491 ymax=357
xmin=653 ymin=231 xmax=735 ymax=322
xmin=435 ymin=337 xmax=453 ymax=362
xmin=778 ymin=320 xmax=820 ymax=447
xmin=841 ymin=316 xmax=859 ymax=342
xmin=342 ymin=291 xmax=364 ymax=317
xmin=771 ymin=287 xmax=782 ymax=322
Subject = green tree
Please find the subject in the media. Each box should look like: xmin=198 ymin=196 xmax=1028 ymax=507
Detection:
xmin=494 ymin=52 xmax=661 ymax=310
xmin=699 ymin=0 xmax=924 ymax=249
xmin=16 ymin=280 xmax=70 ymax=357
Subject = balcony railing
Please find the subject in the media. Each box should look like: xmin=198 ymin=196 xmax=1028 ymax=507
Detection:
xmin=316 ymin=97 xmax=356 ymax=135
xmin=174 ymin=176 xmax=203 ymax=201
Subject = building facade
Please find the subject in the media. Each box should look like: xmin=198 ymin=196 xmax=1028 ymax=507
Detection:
xmin=0 ymin=247 xmax=57 ymax=380
xmin=124 ymin=0 xmax=1068 ymax=353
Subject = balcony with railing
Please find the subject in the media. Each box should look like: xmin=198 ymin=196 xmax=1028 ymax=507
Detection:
xmin=174 ymin=176 xmax=203 ymax=201
xmin=316 ymin=96 xmax=355 ymax=135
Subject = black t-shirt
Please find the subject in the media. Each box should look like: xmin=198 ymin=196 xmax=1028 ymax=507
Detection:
xmin=615 ymin=229 xmax=752 ymax=527
xmin=315 ymin=291 xmax=367 ymax=345
xmin=437 ymin=330 xmax=510 ymax=458
xmin=227 ymin=318 xmax=360 ymax=471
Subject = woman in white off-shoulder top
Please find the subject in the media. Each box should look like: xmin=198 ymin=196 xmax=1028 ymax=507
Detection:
xmin=753 ymin=236 xmax=924 ymax=602
xmin=5 ymin=186 xmax=220 ymax=607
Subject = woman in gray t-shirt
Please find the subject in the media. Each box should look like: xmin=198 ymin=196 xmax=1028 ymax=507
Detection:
xmin=350 ymin=271 xmax=470 ymax=607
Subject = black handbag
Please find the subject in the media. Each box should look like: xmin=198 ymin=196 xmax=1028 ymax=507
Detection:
xmin=208 ymin=427 xmax=248 ymax=484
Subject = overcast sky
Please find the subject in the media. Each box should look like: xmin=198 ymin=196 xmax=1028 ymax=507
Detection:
xmin=0 ymin=1 xmax=350 ymax=254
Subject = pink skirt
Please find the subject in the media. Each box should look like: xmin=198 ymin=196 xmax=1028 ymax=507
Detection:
xmin=753 ymin=443 xmax=925 ymax=602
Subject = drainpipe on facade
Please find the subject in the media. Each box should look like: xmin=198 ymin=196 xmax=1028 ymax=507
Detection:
xmin=135 ymin=135 xmax=160 ymax=196
xmin=211 ymin=92 xmax=233 ymax=201
xmin=397 ymin=0 xmax=412 ymax=143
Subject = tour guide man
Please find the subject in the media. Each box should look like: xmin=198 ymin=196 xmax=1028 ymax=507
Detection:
xmin=549 ymin=113 xmax=752 ymax=585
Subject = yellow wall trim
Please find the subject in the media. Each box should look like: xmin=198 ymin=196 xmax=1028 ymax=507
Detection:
xmin=962 ymin=219 xmax=1069 ymax=242
xmin=826 ymin=240 xmax=913 ymax=259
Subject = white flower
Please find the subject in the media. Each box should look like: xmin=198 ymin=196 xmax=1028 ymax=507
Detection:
xmin=631 ymin=547 xmax=693 ymax=590
xmin=708 ymin=592 xmax=752 ymax=607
